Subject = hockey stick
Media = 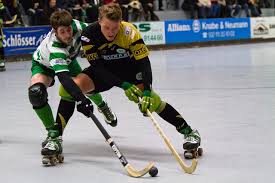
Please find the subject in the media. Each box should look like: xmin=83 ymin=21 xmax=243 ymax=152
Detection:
xmin=89 ymin=113 xmax=154 ymax=177
xmin=145 ymin=109 xmax=198 ymax=174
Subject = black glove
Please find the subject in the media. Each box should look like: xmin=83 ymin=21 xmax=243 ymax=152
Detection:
xmin=76 ymin=97 xmax=94 ymax=117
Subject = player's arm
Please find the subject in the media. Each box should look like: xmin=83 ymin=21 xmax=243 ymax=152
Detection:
xmin=50 ymin=54 xmax=93 ymax=117
xmin=130 ymin=27 xmax=152 ymax=90
xmin=129 ymin=26 xmax=155 ymax=112
xmin=137 ymin=56 xmax=152 ymax=93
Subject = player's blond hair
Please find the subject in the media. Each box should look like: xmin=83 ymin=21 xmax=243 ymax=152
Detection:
xmin=50 ymin=10 xmax=73 ymax=30
xmin=98 ymin=3 xmax=122 ymax=21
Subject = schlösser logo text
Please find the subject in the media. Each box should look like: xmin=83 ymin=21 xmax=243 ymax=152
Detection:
xmin=3 ymin=34 xmax=37 ymax=47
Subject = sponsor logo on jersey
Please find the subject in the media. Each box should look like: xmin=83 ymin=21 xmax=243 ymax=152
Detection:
xmin=134 ymin=46 xmax=147 ymax=56
xmin=125 ymin=26 xmax=131 ymax=35
xmin=81 ymin=35 xmax=90 ymax=42
xmin=102 ymin=52 xmax=130 ymax=60
xmin=51 ymin=58 xmax=67 ymax=65
xmin=136 ymin=72 xmax=142 ymax=80
xmin=116 ymin=48 xmax=126 ymax=54
xmin=86 ymin=53 xmax=98 ymax=60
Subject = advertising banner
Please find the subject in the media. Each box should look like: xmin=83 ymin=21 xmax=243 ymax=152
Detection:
xmin=132 ymin=21 xmax=165 ymax=45
xmin=250 ymin=17 xmax=275 ymax=39
xmin=3 ymin=26 xmax=51 ymax=56
xmin=165 ymin=18 xmax=251 ymax=44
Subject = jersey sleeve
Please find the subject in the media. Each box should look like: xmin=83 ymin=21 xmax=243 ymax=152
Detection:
xmin=71 ymin=19 xmax=88 ymax=34
xmin=128 ymin=25 xmax=149 ymax=60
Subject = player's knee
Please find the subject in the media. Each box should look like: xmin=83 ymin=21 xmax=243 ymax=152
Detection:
xmin=59 ymin=85 xmax=74 ymax=102
xmin=28 ymin=83 xmax=48 ymax=108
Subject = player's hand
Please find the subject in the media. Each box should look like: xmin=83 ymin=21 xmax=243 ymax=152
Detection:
xmin=122 ymin=82 xmax=143 ymax=103
xmin=140 ymin=90 xmax=154 ymax=114
xmin=76 ymin=97 xmax=94 ymax=117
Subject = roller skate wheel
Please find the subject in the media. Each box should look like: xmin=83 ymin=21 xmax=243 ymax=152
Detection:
xmin=193 ymin=151 xmax=199 ymax=158
xmin=58 ymin=155 xmax=64 ymax=163
xmin=50 ymin=157 xmax=58 ymax=166
xmin=198 ymin=148 xmax=203 ymax=156
xmin=42 ymin=157 xmax=50 ymax=165
xmin=184 ymin=151 xmax=194 ymax=159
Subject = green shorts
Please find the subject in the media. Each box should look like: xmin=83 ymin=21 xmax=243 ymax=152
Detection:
xmin=31 ymin=58 xmax=82 ymax=78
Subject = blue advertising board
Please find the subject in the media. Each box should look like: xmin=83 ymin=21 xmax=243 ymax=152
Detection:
xmin=165 ymin=18 xmax=251 ymax=44
xmin=3 ymin=26 xmax=51 ymax=56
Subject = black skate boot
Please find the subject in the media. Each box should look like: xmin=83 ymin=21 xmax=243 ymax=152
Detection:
xmin=98 ymin=102 xmax=117 ymax=127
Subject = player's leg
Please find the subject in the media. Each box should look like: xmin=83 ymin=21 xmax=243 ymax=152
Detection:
xmin=59 ymin=61 xmax=117 ymax=126
xmin=149 ymin=90 xmax=201 ymax=151
xmin=58 ymin=78 xmax=118 ymax=127
xmin=87 ymin=92 xmax=117 ymax=126
xmin=29 ymin=60 xmax=62 ymax=156
xmin=70 ymin=59 xmax=117 ymax=126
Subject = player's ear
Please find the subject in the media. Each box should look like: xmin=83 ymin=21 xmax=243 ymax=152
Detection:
xmin=53 ymin=28 xmax=57 ymax=34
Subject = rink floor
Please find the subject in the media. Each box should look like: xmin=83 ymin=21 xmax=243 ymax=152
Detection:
xmin=0 ymin=42 xmax=275 ymax=183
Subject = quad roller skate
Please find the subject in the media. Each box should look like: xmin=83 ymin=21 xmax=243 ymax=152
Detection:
xmin=182 ymin=129 xmax=203 ymax=159
xmin=41 ymin=136 xmax=64 ymax=166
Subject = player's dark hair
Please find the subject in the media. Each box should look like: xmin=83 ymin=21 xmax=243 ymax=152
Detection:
xmin=50 ymin=10 xmax=73 ymax=30
xmin=98 ymin=3 xmax=122 ymax=21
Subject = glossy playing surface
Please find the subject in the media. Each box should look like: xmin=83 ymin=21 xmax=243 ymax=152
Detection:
xmin=0 ymin=42 xmax=274 ymax=183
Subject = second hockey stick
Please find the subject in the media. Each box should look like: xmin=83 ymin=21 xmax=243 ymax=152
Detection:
xmin=145 ymin=109 xmax=198 ymax=174
xmin=89 ymin=113 xmax=154 ymax=177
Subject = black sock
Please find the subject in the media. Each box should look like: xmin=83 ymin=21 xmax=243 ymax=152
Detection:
xmin=55 ymin=99 xmax=75 ymax=135
xmin=157 ymin=103 xmax=192 ymax=134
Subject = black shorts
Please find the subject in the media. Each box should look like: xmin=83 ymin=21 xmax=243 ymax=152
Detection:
xmin=82 ymin=65 xmax=143 ymax=93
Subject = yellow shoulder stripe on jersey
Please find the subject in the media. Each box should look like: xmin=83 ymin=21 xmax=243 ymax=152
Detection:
xmin=98 ymin=43 xmax=108 ymax=50
xmin=82 ymin=45 xmax=94 ymax=51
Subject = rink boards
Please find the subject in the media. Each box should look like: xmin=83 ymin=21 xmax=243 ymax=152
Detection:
xmin=2 ymin=17 xmax=275 ymax=56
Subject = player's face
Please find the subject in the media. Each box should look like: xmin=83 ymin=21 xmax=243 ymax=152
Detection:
xmin=99 ymin=17 xmax=120 ymax=41
xmin=55 ymin=26 xmax=73 ymax=44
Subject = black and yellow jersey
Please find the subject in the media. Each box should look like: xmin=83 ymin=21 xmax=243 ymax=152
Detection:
xmin=81 ymin=21 xmax=149 ymax=63
xmin=81 ymin=21 xmax=152 ymax=90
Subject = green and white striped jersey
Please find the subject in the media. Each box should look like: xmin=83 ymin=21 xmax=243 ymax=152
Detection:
xmin=33 ymin=19 xmax=88 ymax=73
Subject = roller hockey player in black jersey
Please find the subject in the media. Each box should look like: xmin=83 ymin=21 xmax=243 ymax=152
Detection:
xmin=64 ymin=3 xmax=202 ymax=158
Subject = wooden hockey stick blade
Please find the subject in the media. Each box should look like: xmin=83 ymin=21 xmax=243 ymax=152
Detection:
xmin=90 ymin=113 xmax=155 ymax=178
xmin=125 ymin=162 xmax=155 ymax=178
xmin=147 ymin=110 xmax=198 ymax=174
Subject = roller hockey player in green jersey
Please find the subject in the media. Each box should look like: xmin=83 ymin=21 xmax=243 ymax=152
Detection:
xmin=62 ymin=3 xmax=202 ymax=159
xmin=0 ymin=18 xmax=5 ymax=71
xmin=28 ymin=10 xmax=117 ymax=166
